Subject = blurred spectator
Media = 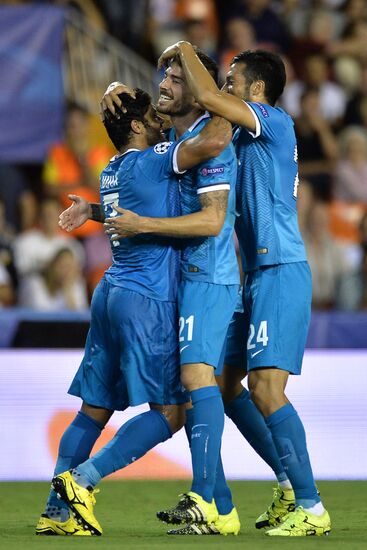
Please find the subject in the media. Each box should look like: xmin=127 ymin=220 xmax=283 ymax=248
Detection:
xmin=327 ymin=19 xmax=367 ymax=64
xmin=344 ymin=65 xmax=367 ymax=127
xmin=234 ymin=0 xmax=291 ymax=52
xmin=43 ymin=104 xmax=111 ymax=239
xmin=297 ymin=179 xmax=315 ymax=236
xmin=0 ymin=197 xmax=17 ymax=306
xmin=0 ymin=164 xmax=33 ymax=232
xmin=334 ymin=126 xmax=367 ymax=202
xmin=96 ymin=0 xmax=156 ymax=62
xmin=303 ymin=200 xmax=351 ymax=309
xmin=18 ymin=248 xmax=88 ymax=311
xmin=183 ymin=18 xmax=217 ymax=61
xmin=176 ymin=0 xmax=218 ymax=37
xmin=282 ymin=53 xmax=347 ymax=125
xmin=13 ymin=198 xmax=84 ymax=278
xmin=337 ymin=213 xmax=367 ymax=310
xmin=287 ymin=6 xmax=344 ymax=74
xmin=219 ymin=17 xmax=256 ymax=79
xmin=294 ymin=87 xmax=338 ymax=196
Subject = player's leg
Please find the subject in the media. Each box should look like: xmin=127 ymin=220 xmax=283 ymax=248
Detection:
xmin=36 ymin=279 xmax=114 ymax=536
xmin=159 ymin=281 xmax=238 ymax=527
xmin=249 ymin=368 xmax=330 ymax=536
xmin=164 ymin=402 xmax=240 ymax=536
xmin=215 ymin=299 xmax=294 ymax=529
xmin=53 ymin=288 xmax=187 ymax=534
xmin=247 ymin=263 xmax=330 ymax=536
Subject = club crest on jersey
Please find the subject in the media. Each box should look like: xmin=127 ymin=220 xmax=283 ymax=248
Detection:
xmin=201 ymin=165 xmax=225 ymax=176
xmin=154 ymin=142 xmax=172 ymax=154
xmin=255 ymin=103 xmax=269 ymax=118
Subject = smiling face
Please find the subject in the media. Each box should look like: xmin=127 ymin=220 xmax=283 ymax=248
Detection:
xmin=157 ymin=62 xmax=197 ymax=116
xmin=142 ymin=105 xmax=166 ymax=145
xmin=225 ymin=62 xmax=252 ymax=101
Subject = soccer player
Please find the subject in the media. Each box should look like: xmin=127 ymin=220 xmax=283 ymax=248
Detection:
xmin=154 ymin=42 xmax=331 ymax=537
xmin=36 ymin=89 xmax=234 ymax=536
xmin=100 ymin=54 xmax=242 ymax=534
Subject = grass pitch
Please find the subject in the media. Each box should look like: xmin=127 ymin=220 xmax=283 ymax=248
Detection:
xmin=0 ymin=480 xmax=366 ymax=550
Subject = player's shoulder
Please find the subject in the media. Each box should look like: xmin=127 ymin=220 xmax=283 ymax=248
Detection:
xmin=148 ymin=141 xmax=175 ymax=157
xmin=248 ymin=102 xmax=291 ymax=123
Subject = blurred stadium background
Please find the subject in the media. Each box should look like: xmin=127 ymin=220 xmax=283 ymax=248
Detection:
xmin=0 ymin=0 xmax=366 ymax=483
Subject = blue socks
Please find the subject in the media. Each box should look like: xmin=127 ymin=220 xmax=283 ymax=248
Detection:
xmin=46 ymin=411 xmax=103 ymax=518
xmin=225 ymin=388 xmax=287 ymax=482
xmin=189 ymin=386 xmax=224 ymax=504
xmin=75 ymin=410 xmax=172 ymax=486
xmin=266 ymin=403 xmax=320 ymax=508
xmin=185 ymin=407 xmax=234 ymax=515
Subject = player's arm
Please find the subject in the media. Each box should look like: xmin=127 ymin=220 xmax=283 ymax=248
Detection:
xmin=158 ymin=41 xmax=257 ymax=131
xmin=59 ymin=194 xmax=105 ymax=232
xmin=105 ymin=190 xmax=228 ymax=239
xmin=175 ymin=116 xmax=232 ymax=171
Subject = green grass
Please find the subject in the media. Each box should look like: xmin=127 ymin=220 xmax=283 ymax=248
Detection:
xmin=1 ymin=481 xmax=366 ymax=549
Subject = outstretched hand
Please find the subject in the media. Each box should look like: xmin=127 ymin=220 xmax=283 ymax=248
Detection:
xmin=104 ymin=204 xmax=143 ymax=239
xmin=59 ymin=194 xmax=90 ymax=232
xmin=100 ymin=82 xmax=136 ymax=119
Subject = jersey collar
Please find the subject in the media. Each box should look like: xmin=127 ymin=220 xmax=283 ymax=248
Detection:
xmin=186 ymin=111 xmax=210 ymax=133
xmin=110 ymin=148 xmax=140 ymax=161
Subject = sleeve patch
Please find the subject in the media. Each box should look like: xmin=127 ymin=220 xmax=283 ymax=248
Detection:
xmin=200 ymin=165 xmax=225 ymax=177
xmin=153 ymin=141 xmax=173 ymax=154
xmin=254 ymin=103 xmax=269 ymax=118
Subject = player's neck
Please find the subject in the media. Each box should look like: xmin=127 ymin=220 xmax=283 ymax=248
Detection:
xmin=118 ymin=136 xmax=148 ymax=155
xmin=171 ymin=109 xmax=205 ymax=138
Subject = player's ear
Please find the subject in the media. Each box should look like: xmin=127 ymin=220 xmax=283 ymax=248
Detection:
xmin=131 ymin=119 xmax=144 ymax=134
xmin=251 ymin=80 xmax=265 ymax=98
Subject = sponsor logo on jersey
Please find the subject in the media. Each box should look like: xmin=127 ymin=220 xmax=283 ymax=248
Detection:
xmin=101 ymin=174 xmax=118 ymax=189
xmin=257 ymin=247 xmax=268 ymax=255
xmin=255 ymin=103 xmax=269 ymax=118
xmin=200 ymin=165 xmax=225 ymax=176
xmin=153 ymin=141 xmax=173 ymax=154
xmin=188 ymin=264 xmax=200 ymax=272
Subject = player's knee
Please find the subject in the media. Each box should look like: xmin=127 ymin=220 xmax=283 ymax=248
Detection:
xmin=152 ymin=403 xmax=186 ymax=434
xmin=81 ymin=402 xmax=113 ymax=427
xmin=180 ymin=363 xmax=216 ymax=391
xmin=216 ymin=364 xmax=246 ymax=405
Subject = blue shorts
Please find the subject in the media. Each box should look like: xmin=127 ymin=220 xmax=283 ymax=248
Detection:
xmin=178 ymin=280 xmax=240 ymax=372
xmin=224 ymin=262 xmax=312 ymax=375
xmin=69 ymin=278 xmax=188 ymax=410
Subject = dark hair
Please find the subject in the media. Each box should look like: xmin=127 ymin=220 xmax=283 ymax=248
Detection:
xmin=171 ymin=46 xmax=219 ymax=85
xmin=231 ymin=50 xmax=286 ymax=106
xmin=103 ymin=88 xmax=151 ymax=149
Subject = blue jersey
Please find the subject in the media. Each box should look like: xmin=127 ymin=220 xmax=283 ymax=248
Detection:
xmin=170 ymin=113 xmax=239 ymax=285
xmin=101 ymin=145 xmax=180 ymax=302
xmin=234 ymin=102 xmax=307 ymax=272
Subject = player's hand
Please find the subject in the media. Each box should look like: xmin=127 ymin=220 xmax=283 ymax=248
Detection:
xmin=59 ymin=195 xmax=91 ymax=232
xmin=157 ymin=41 xmax=190 ymax=69
xmin=104 ymin=205 xmax=142 ymax=239
xmin=100 ymin=82 xmax=136 ymax=119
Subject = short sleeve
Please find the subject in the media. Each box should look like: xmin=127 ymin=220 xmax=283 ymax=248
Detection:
xmin=136 ymin=141 xmax=183 ymax=180
xmin=196 ymin=144 xmax=234 ymax=195
xmin=245 ymin=102 xmax=285 ymax=142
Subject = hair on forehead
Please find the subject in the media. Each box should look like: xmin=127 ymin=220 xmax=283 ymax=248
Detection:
xmin=231 ymin=50 xmax=286 ymax=105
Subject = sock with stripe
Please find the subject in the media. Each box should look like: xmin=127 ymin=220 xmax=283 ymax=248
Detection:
xmin=265 ymin=403 xmax=320 ymax=509
xmin=189 ymin=386 xmax=225 ymax=504
xmin=185 ymin=407 xmax=233 ymax=515
xmin=225 ymin=388 xmax=289 ymax=485
xmin=46 ymin=411 xmax=103 ymax=521
xmin=74 ymin=410 xmax=172 ymax=487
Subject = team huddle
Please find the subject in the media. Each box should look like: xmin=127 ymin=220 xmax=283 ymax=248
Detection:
xmin=36 ymin=42 xmax=331 ymax=538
